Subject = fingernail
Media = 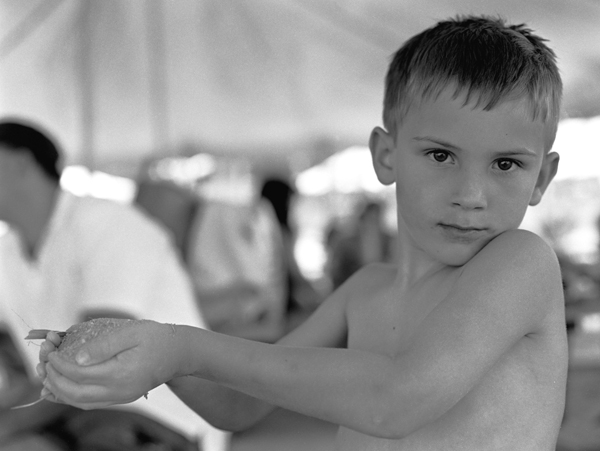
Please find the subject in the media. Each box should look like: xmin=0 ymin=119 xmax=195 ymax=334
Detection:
xmin=76 ymin=351 xmax=90 ymax=365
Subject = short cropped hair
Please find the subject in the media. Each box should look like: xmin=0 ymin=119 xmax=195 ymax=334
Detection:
xmin=383 ymin=15 xmax=562 ymax=146
xmin=0 ymin=120 xmax=62 ymax=181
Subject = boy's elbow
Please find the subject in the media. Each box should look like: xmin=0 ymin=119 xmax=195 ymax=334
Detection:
xmin=365 ymin=415 xmax=409 ymax=440
xmin=359 ymin=383 xmax=418 ymax=439
xmin=368 ymin=408 xmax=421 ymax=440
xmin=366 ymin=378 xmax=445 ymax=440
xmin=363 ymin=410 xmax=413 ymax=439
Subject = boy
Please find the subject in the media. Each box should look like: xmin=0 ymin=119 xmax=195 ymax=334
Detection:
xmin=39 ymin=15 xmax=568 ymax=450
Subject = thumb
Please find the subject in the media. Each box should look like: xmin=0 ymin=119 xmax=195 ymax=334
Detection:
xmin=74 ymin=331 xmax=139 ymax=366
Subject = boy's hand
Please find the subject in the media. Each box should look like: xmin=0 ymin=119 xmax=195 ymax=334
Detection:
xmin=42 ymin=321 xmax=184 ymax=410
xmin=37 ymin=331 xmax=63 ymax=380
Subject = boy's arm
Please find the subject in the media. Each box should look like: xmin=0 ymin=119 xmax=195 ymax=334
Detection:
xmin=76 ymin=310 xmax=272 ymax=431
xmin=163 ymin=290 xmax=348 ymax=431
xmin=44 ymin=230 xmax=563 ymax=438
xmin=41 ymin=283 xmax=349 ymax=431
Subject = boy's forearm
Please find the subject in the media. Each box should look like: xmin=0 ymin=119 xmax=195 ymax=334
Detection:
xmin=174 ymin=325 xmax=402 ymax=438
xmin=166 ymin=376 xmax=275 ymax=432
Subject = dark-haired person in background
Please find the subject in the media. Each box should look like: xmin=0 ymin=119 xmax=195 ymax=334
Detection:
xmin=260 ymin=178 xmax=323 ymax=316
xmin=0 ymin=119 xmax=227 ymax=451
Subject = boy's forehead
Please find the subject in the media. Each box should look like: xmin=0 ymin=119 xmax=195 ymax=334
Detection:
xmin=398 ymin=89 xmax=549 ymax=154
xmin=394 ymin=83 xmax=558 ymax=151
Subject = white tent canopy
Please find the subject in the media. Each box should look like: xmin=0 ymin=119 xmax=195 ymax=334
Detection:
xmin=1 ymin=0 xmax=600 ymax=178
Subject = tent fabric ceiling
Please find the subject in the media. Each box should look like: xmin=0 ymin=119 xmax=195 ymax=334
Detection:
xmin=1 ymin=0 xmax=599 ymax=177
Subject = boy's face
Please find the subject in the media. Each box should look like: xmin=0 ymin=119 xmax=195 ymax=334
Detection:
xmin=370 ymin=88 xmax=559 ymax=267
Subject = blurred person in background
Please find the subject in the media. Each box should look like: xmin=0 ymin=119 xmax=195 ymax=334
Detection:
xmin=187 ymin=189 xmax=287 ymax=340
xmin=0 ymin=119 xmax=227 ymax=451
xmin=187 ymin=176 xmax=322 ymax=341
xmin=327 ymin=200 xmax=396 ymax=289
xmin=259 ymin=177 xmax=323 ymax=316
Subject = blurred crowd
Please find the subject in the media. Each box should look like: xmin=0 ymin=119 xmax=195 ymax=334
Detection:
xmin=559 ymin=221 xmax=600 ymax=332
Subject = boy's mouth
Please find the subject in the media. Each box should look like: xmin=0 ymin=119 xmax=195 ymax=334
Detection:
xmin=437 ymin=223 xmax=487 ymax=242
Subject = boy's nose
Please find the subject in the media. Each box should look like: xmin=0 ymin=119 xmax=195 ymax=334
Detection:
xmin=451 ymin=172 xmax=487 ymax=210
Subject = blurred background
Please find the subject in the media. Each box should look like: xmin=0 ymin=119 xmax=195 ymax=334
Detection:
xmin=1 ymin=1 xmax=600 ymax=450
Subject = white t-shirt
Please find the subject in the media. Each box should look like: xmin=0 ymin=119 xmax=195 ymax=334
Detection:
xmin=0 ymin=189 xmax=227 ymax=450
xmin=188 ymin=199 xmax=286 ymax=318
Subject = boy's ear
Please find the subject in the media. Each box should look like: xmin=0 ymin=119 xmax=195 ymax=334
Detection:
xmin=529 ymin=151 xmax=559 ymax=206
xmin=369 ymin=126 xmax=396 ymax=185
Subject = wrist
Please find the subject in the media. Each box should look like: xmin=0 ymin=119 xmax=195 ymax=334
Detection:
xmin=168 ymin=324 xmax=195 ymax=378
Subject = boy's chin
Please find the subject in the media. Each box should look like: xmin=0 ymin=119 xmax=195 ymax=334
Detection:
xmin=432 ymin=242 xmax=489 ymax=267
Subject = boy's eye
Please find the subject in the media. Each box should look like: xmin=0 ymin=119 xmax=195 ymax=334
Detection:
xmin=496 ymin=159 xmax=515 ymax=171
xmin=429 ymin=150 xmax=450 ymax=163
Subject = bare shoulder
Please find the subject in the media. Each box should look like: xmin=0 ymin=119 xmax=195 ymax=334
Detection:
xmin=460 ymin=229 xmax=564 ymax=330
xmin=466 ymin=229 xmax=562 ymax=295
xmin=473 ymin=229 xmax=559 ymax=269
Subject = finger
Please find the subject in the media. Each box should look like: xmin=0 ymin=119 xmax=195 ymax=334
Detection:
xmin=36 ymin=362 xmax=47 ymax=379
xmin=46 ymin=331 xmax=63 ymax=347
xmin=44 ymin=363 xmax=112 ymax=408
xmin=47 ymin=350 xmax=121 ymax=384
xmin=40 ymin=386 xmax=54 ymax=400
xmin=44 ymin=363 xmax=138 ymax=410
xmin=39 ymin=340 xmax=57 ymax=362
xmin=72 ymin=330 xmax=140 ymax=366
xmin=39 ymin=386 xmax=64 ymax=405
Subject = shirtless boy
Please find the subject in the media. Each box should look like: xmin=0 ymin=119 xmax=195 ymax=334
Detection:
xmin=39 ymin=15 xmax=568 ymax=450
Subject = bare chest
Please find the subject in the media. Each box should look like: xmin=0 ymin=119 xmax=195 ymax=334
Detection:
xmin=345 ymin=273 xmax=457 ymax=357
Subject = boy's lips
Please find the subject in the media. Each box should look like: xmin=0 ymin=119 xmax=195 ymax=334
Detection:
xmin=437 ymin=223 xmax=488 ymax=242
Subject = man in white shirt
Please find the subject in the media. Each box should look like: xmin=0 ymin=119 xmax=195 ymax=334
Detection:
xmin=0 ymin=119 xmax=228 ymax=451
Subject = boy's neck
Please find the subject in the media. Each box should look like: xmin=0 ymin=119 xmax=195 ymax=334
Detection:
xmin=392 ymin=221 xmax=453 ymax=290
